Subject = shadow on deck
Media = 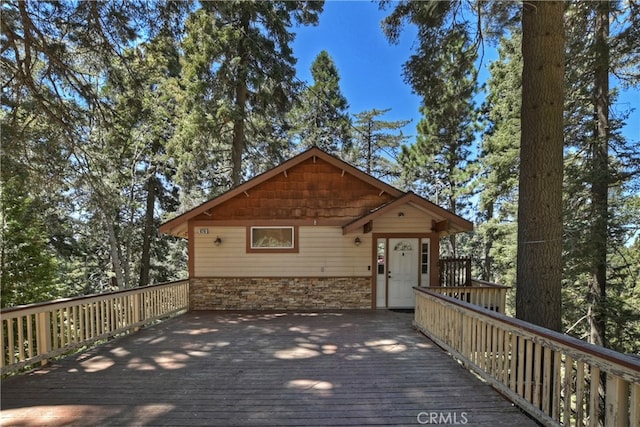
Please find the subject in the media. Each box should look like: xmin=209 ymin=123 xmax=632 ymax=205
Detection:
xmin=1 ymin=310 xmax=538 ymax=426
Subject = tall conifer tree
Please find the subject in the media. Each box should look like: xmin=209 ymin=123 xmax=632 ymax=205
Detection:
xmin=476 ymin=31 xmax=522 ymax=286
xmin=382 ymin=1 xmax=480 ymax=256
xmin=563 ymin=0 xmax=639 ymax=348
xmin=348 ymin=108 xmax=410 ymax=179
xmin=175 ymin=1 xmax=323 ymax=191
xmin=289 ymin=50 xmax=351 ymax=154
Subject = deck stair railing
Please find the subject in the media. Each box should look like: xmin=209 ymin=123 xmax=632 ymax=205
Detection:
xmin=413 ymin=287 xmax=640 ymax=427
xmin=439 ymin=256 xmax=472 ymax=287
xmin=1 ymin=280 xmax=189 ymax=375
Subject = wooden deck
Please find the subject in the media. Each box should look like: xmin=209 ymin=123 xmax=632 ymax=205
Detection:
xmin=1 ymin=310 xmax=538 ymax=426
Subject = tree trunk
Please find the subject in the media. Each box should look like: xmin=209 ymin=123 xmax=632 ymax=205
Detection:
xmin=588 ymin=0 xmax=610 ymax=347
xmin=0 ymin=193 xmax=6 ymax=293
xmin=516 ymin=1 xmax=565 ymax=332
xmin=366 ymin=120 xmax=372 ymax=175
xmin=102 ymin=209 xmax=126 ymax=289
xmin=483 ymin=204 xmax=494 ymax=282
xmin=139 ymin=173 xmax=157 ymax=287
xmin=447 ymin=192 xmax=457 ymax=258
xmin=231 ymin=14 xmax=250 ymax=187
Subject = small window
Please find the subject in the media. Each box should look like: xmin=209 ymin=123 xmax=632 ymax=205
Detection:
xmin=248 ymin=226 xmax=298 ymax=253
xmin=377 ymin=240 xmax=386 ymax=275
xmin=421 ymin=243 xmax=430 ymax=274
xmin=421 ymin=239 xmax=431 ymax=286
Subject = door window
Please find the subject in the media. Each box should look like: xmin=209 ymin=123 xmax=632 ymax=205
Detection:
xmin=377 ymin=241 xmax=386 ymax=274
xmin=393 ymin=240 xmax=413 ymax=254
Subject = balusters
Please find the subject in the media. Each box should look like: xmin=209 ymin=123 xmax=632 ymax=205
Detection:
xmin=1 ymin=281 xmax=189 ymax=375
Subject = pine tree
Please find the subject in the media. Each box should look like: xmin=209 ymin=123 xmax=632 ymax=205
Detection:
xmin=1 ymin=0 xmax=189 ymax=298
xmin=104 ymin=33 xmax=184 ymax=287
xmin=1 ymin=0 xmax=171 ymax=131
xmin=289 ymin=50 xmax=352 ymax=154
xmin=175 ymin=1 xmax=323 ymax=191
xmin=0 ymin=157 xmax=61 ymax=307
xmin=347 ymin=108 xmax=410 ymax=180
xmin=562 ymin=0 xmax=640 ymax=349
xmin=392 ymin=26 xmax=480 ymax=256
xmin=476 ymin=31 xmax=522 ymax=287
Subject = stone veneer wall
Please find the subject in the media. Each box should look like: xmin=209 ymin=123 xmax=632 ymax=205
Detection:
xmin=190 ymin=277 xmax=372 ymax=310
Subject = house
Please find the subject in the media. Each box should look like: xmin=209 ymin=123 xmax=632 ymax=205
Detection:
xmin=159 ymin=147 xmax=473 ymax=310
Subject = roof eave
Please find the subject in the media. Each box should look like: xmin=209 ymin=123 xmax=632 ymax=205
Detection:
xmin=342 ymin=193 xmax=473 ymax=235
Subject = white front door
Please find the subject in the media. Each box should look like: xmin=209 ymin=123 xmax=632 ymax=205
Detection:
xmin=388 ymin=238 xmax=419 ymax=308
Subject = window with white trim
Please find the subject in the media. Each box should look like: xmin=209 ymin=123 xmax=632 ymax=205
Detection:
xmin=421 ymin=239 xmax=430 ymax=286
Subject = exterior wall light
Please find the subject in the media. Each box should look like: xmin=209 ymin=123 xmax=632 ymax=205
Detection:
xmin=354 ymin=236 xmax=361 ymax=246
xmin=214 ymin=236 xmax=222 ymax=246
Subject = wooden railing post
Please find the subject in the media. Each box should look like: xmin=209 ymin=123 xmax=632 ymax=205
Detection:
xmin=465 ymin=258 xmax=471 ymax=286
xmin=605 ymin=374 xmax=629 ymax=427
xmin=36 ymin=311 xmax=51 ymax=366
xmin=133 ymin=293 xmax=141 ymax=331
xmin=630 ymin=384 xmax=640 ymax=427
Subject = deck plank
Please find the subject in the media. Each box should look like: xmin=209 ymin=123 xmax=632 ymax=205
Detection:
xmin=1 ymin=310 xmax=538 ymax=426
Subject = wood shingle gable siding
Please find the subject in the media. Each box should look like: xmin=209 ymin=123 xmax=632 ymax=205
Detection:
xmin=195 ymin=157 xmax=397 ymax=222
xmin=159 ymin=147 xmax=404 ymax=237
xmin=160 ymin=147 xmax=474 ymax=238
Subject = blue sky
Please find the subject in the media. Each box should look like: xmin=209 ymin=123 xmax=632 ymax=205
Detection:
xmin=291 ymin=1 xmax=421 ymax=143
xmin=290 ymin=1 xmax=639 ymax=147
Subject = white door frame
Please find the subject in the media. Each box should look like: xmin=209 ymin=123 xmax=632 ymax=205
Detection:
xmin=373 ymin=234 xmax=434 ymax=309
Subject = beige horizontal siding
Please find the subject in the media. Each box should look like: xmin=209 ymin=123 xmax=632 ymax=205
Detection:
xmin=194 ymin=226 xmax=372 ymax=277
xmin=371 ymin=205 xmax=434 ymax=233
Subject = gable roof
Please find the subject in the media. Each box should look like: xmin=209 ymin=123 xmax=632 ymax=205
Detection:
xmin=342 ymin=192 xmax=473 ymax=235
xmin=160 ymin=147 xmax=403 ymax=236
xmin=159 ymin=147 xmax=473 ymax=238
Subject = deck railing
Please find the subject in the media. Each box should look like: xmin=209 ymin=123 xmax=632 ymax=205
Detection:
xmin=423 ymin=279 xmax=509 ymax=314
xmin=1 ymin=280 xmax=189 ymax=375
xmin=414 ymin=287 xmax=640 ymax=427
xmin=439 ymin=256 xmax=472 ymax=287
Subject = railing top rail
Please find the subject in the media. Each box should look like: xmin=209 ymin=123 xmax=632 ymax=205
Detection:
xmin=423 ymin=285 xmax=509 ymax=291
xmin=469 ymin=279 xmax=512 ymax=289
xmin=415 ymin=286 xmax=640 ymax=374
xmin=0 ymin=279 xmax=189 ymax=315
